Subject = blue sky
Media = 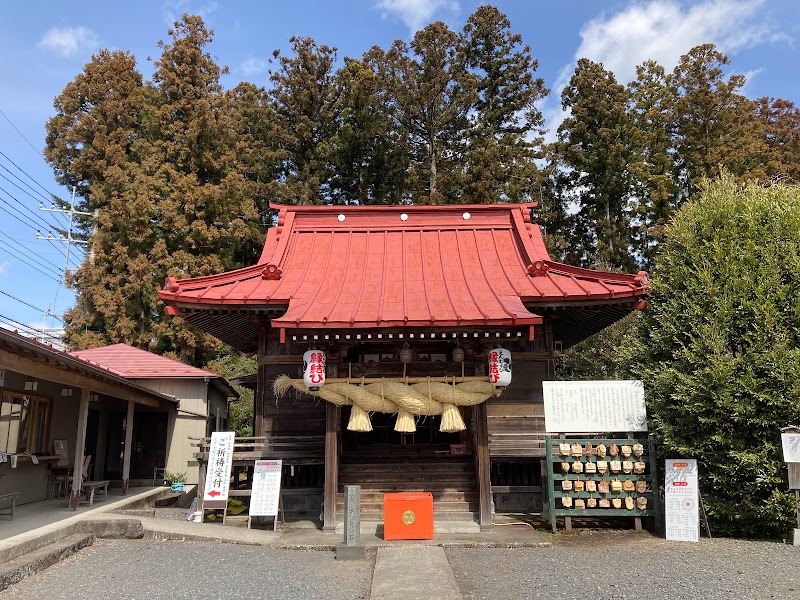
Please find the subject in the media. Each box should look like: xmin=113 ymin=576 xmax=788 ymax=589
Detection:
xmin=1 ymin=0 xmax=799 ymax=339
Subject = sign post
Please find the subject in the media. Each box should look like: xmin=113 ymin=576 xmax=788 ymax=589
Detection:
xmin=665 ymin=459 xmax=699 ymax=542
xmin=203 ymin=431 xmax=235 ymax=510
xmin=781 ymin=427 xmax=800 ymax=545
xmin=250 ymin=459 xmax=283 ymax=530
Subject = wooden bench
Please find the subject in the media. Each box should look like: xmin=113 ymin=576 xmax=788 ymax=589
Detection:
xmin=0 ymin=492 xmax=19 ymax=520
xmin=80 ymin=480 xmax=110 ymax=505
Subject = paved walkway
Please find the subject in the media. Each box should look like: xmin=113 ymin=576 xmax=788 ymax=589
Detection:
xmin=372 ymin=546 xmax=463 ymax=600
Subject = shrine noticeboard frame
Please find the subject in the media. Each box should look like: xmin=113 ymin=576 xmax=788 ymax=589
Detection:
xmin=545 ymin=436 xmax=661 ymax=533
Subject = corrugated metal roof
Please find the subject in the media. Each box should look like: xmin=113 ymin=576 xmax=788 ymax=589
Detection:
xmin=159 ymin=203 xmax=648 ymax=332
xmin=0 ymin=329 xmax=176 ymax=405
xmin=70 ymin=344 xmax=219 ymax=379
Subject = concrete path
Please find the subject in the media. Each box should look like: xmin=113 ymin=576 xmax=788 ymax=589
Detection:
xmin=371 ymin=546 xmax=463 ymax=600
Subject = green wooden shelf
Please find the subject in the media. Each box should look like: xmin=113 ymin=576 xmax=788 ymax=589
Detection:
xmin=545 ymin=436 xmax=662 ymax=532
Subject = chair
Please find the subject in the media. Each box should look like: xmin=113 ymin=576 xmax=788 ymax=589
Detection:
xmin=53 ymin=455 xmax=92 ymax=500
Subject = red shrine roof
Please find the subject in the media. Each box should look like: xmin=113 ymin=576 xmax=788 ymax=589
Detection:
xmin=71 ymin=344 xmax=218 ymax=378
xmin=158 ymin=203 xmax=648 ymax=345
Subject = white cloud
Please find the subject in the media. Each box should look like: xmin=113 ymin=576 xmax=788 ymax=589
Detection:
xmin=575 ymin=0 xmax=778 ymax=86
xmin=0 ymin=261 xmax=8 ymax=276
xmin=37 ymin=26 xmax=100 ymax=58
xmin=543 ymin=0 xmax=786 ymax=140
xmin=375 ymin=0 xmax=460 ymax=34
xmin=239 ymin=57 xmax=269 ymax=78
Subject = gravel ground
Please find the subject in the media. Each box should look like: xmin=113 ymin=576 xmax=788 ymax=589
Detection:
xmin=446 ymin=531 xmax=800 ymax=600
xmin=2 ymin=539 xmax=375 ymax=600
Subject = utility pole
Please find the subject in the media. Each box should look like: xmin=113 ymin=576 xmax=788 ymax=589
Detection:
xmin=37 ymin=186 xmax=97 ymax=281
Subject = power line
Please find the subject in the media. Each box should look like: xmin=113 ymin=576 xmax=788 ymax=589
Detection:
xmin=0 ymin=149 xmax=70 ymax=227
xmin=0 ymin=235 xmax=63 ymax=281
xmin=0 ymin=193 xmax=70 ymax=263
xmin=0 ymin=179 xmax=66 ymax=234
xmin=0 ymin=163 xmax=51 ymax=204
xmin=0 ymin=110 xmax=46 ymax=159
xmin=0 ymin=313 xmax=49 ymax=338
xmin=0 ymin=289 xmax=65 ymax=324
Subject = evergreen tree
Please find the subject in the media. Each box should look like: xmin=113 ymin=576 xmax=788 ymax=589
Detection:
xmin=383 ymin=22 xmax=475 ymax=204
xmin=460 ymin=5 xmax=548 ymax=203
xmin=269 ymin=36 xmax=338 ymax=205
xmin=557 ymin=59 xmax=635 ymax=270
xmin=329 ymin=48 xmax=410 ymax=204
xmin=754 ymin=96 xmax=800 ymax=183
xmin=624 ymin=174 xmax=800 ymax=538
xmin=627 ymin=60 xmax=678 ymax=269
xmin=670 ymin=44 xmax=765 ymax=199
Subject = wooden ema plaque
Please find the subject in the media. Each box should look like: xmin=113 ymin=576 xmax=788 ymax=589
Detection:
xmin=383 ymin=492 xmax=434 ymax=540
xmin=545 ymin=436 xmax=661 ymax=533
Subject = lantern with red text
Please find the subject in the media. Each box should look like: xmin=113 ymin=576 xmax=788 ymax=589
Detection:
xmin=303 ymin=350 xmax=326 ymax=391
xmin=487 ymin=348 xmax=512 ymax=388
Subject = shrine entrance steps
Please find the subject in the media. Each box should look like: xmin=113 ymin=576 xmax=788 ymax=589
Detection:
xmin=336 ymin=445 xmax=481 ymax=523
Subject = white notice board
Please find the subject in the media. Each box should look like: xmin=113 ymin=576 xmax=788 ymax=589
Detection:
xmin=781 ymin=433 xmax=800 ymax=463
xmin=542 ymin=380 xmax=647 ymax=433
xmin=203 ymin=431 xmax=235 ymax=508
xmin=665 ymin=459 xmax=699 ymax=542
xmin=250 ymin=459 xmax=282 ymax=517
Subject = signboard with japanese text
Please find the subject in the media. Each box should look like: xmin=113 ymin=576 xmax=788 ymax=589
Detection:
xmin=665 ymin=458 xmax=699 ymax=542
xmin=542 ymin=380 xmax=647 ymax=433
xmin=203 ymin=431 xmax=235 ymax=509
xmin=250 ymin=459 xmax=282 ymax=517
xmin=781 ymin=433 xmax=800 ymax=463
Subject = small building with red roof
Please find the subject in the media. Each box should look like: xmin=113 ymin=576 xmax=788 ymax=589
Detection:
xmin=159 ymin=202 xmax=648 ymax=530
xmin=70 ymin=344 xmax=237 ymax=485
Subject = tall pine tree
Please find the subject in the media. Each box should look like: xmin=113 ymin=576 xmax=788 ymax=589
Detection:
xmin=557 ymin=59 xmax=635 ymax=271
xmin=460 ymin=5 xmax=548 ymax=204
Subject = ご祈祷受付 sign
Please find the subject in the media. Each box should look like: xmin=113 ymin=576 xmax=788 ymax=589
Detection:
xmin=203 ymin=431 xmax=235 ymax=509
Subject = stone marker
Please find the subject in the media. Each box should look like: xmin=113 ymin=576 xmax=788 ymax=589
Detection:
xmin=337 ymin=485 xmax=366 ymax=560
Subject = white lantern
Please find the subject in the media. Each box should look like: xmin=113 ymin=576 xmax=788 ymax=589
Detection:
xmin=303 ymin=349 xmax=326 ymax=391
xmin=487 ymin=347 xmax=512 ymax=388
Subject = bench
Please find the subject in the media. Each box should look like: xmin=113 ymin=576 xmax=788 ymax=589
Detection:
xmin=80 ymin=481 xmax=110 ymax=505
xmin=0 ymin=492 xmax=19 ymax=520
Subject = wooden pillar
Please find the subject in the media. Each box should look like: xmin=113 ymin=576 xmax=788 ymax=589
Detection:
xmin=255 ymin=318 xmax=268 ymax=437
xmin=69 ymin=387 xmax=90 ymax=510
xmin=475 ymin=401 xmax=492 ymax=530
xmin=121 ymin=400 xmax=134 ymax=494
xmin=323 ymin=401 xmax=340 ymax=532
xmin=544 ymin=318 xmax=555 ymax=380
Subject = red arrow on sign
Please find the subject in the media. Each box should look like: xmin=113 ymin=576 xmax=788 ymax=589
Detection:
xmin=208 ymin=489 xmax=221 ymax=497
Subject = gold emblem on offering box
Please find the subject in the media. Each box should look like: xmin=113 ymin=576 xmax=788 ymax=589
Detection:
xmin=402 ymin=510 xmax=416 ymax=525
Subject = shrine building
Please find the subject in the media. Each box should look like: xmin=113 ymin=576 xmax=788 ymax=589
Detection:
xmin=158 ymin=202 xmax=648 ymax=530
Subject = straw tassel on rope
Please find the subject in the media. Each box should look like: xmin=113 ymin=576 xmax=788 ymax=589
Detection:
xmin=273 ymin=375 xmax=499 ymax=433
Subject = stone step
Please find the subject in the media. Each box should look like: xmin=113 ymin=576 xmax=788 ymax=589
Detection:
xmin=338 ymin=501 xmax=480 ymax=514
xmin=0 ymin=533 xmax=94 ymax=593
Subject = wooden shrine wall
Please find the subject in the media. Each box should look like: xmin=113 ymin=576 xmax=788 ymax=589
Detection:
xmin=262 ymin=364 xmax=326 ymax=437
xmin=486 ymin=360 xmax=548 ymax=458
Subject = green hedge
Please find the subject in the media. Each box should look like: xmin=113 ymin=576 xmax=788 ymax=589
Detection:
xmin=625 ymin=174 xmax=800 ymax=539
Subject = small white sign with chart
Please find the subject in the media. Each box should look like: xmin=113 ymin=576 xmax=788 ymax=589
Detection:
xmin=250 ymin=459 xmax=282 ymax=517
xmin=665 ymin=458 xmax=699 ymax=542
xmin=542 ymin=380 xmax=647 ymax=433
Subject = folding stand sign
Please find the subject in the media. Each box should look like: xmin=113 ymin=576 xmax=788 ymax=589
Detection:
xmin=545 ymin=436 xmax=661 ymax=533
xmin=250 ymin=459 xmax=283 ymax=530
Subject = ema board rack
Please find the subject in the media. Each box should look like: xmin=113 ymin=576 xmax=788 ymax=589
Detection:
xmin=545 ymin=436 xmax=661 ymax=533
